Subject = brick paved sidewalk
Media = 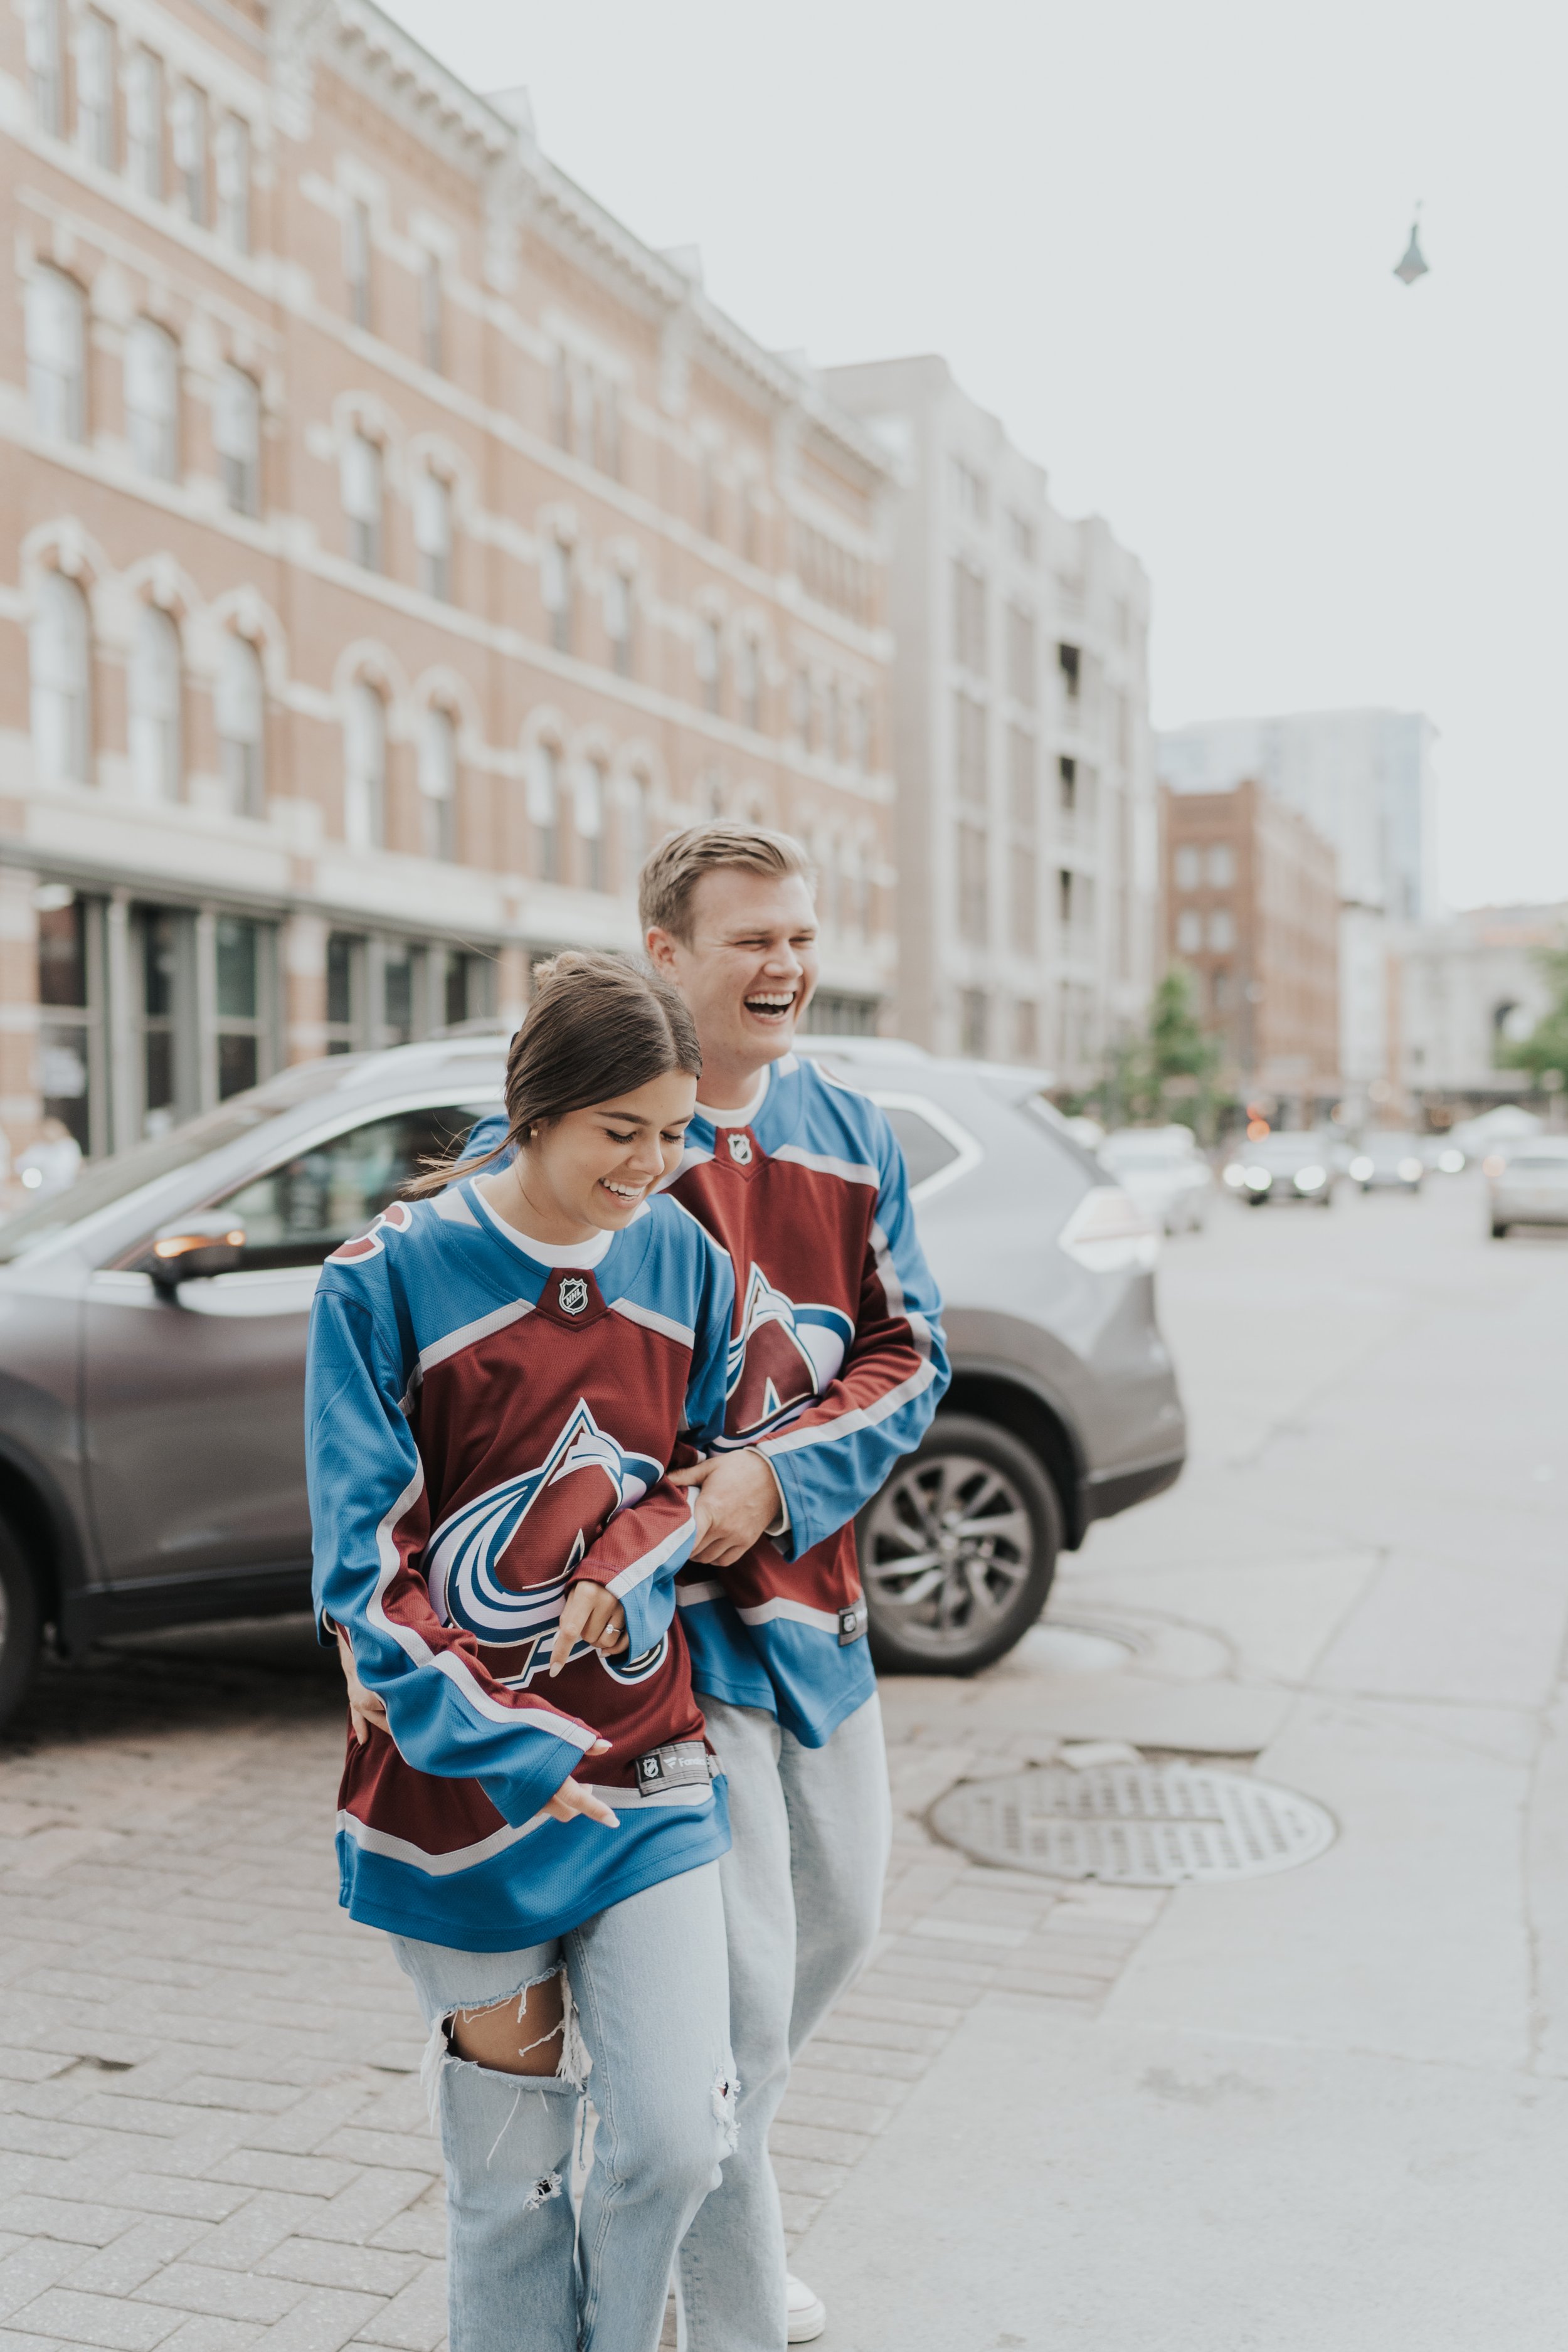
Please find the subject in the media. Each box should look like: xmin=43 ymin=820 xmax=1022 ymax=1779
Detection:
xmin=0 ymin=1626 xmax=1165 ymax=2351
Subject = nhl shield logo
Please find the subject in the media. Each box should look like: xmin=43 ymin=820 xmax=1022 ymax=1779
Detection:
xmin=558 ymin=1274 xmax=589 ymax=1317
xmin=727 ymin=1131 xmax=754 ymax=1166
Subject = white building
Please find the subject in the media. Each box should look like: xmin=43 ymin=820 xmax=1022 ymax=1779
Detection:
xmin=1157 ymin=708 xmax=1439 ymax=1099
xmin=1396 ymin=903 xmax=1567 ymax=1104
xmin=824 ymin=356 xmax=1158 ymax=1081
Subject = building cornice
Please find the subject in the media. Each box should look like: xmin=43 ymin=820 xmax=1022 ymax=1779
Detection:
xmin=271 ymin=0 xmax=891 ymax=484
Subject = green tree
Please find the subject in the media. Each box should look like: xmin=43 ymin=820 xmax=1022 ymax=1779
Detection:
xmin=1498 ymin=948 xmax=1568 ymax=1086
xmin=1096 ymin=968 xmax=1221 ymax=1132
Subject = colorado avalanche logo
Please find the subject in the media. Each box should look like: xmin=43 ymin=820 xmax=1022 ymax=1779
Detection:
xmin=426 ymin=1401 xmax=663 ymax=1648
xmin=330 ymin=1199 xmax=414 ymax=1263
xmin=723 ymin=1264 xmax=853 ymax=1441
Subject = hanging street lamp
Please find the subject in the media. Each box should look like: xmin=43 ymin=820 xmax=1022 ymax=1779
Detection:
xmin=1394 ymin=207 xmax=1429 ymax=285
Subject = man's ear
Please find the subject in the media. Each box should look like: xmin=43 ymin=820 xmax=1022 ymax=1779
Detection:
xmin=645 ymin=926 xmax=679 ymax=975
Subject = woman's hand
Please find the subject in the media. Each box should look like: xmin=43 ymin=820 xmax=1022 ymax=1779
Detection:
xmin=549 ymin=1584 xmax=628 ymax=1675
xmin=336 ymin=1627 xmax=389 ymax=1747
xmin=544 ymin=1742 xmax=619 ymax=1828
xmin=335 ymin=1626 xmax=619 ymax=1825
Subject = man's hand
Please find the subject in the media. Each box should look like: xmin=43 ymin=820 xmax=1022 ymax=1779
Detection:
xmin=549 ymin=1584 xmax=628 ymax=1676
xmin=336 ymin=1627 xmax=389 ymax=1747
xmin=667 ymin=1451 xmax=783 ymax=1567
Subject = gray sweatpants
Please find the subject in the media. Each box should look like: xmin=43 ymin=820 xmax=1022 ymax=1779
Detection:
xmin=676 ymin=1692 xmax=893 ymax=2352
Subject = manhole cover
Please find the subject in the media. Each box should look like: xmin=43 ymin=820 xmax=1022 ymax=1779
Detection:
xmin=928 ymin=1762 xmax=1337 ymax=1885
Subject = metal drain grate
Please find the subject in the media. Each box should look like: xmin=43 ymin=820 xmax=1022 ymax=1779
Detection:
xmin=929 ymin=1761 xmax=1336 ymax=1886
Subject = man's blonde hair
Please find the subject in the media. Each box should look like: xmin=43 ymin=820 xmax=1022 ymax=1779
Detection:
xmin=638 ymin=823 xmax=817 ymax=943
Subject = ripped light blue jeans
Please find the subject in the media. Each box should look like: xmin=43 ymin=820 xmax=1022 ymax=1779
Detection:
xmin=392 ymin=1860 xmax=734 ymax=2352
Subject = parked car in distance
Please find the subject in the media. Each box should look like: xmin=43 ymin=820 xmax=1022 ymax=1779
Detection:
xmin=1099 ymin=1126 xmax=1213 ymax=1234
xmin=0 ymin=1036 xmax=1187 ymax=1724
xmin=1486 ymin=1138 xmax=1568 ymax=1237
xmin=1348 ymin=1133 xmax=1426 ymax=1192
xmin=1421 ymin=1135 xmax=1468 ymax=1175
xmin=1449 ymin=1105 xmax=1542 ymax=1169
xmin=1221 ymin=1131 xmax=1335 ymax=1207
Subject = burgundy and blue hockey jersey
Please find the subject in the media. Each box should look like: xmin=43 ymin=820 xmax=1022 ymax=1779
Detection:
xmin=305 ymin=1180 xmax=736 ymax=1952
xmin=466 ymin=1052 xmax=950 ymax=1745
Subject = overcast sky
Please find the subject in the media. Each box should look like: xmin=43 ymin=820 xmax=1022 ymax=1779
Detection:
xmin=386 ymin=0 xmax=1568 ymax=911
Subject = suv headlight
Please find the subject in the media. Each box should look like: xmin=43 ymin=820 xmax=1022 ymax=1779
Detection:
xmin=1397 ymin=1157 xmax=1422 ymax=1181
xmin=1349 ymin=1155 xmax=1374 ymax=1181
xmin=1057 ymin=1185 xmax=1159 ymax=1273
xmin=1244 ymin=1166 xmax=1272 ymax=1191
xmin=1293 ymin=1165 xmax=1327 ymax=1190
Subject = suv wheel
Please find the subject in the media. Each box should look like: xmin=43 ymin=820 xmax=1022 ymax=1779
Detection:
xmin=857 ymin=1414 xmax=1061 ymax=1676
xmin=0 ymin=1523 xmax=41 ymax=1732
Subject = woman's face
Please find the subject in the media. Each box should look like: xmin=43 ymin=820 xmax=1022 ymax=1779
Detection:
xmin=521 ymin=1067 xmax=698 ymax=1232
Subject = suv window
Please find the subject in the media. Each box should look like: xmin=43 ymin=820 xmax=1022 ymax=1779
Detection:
xmin=878 ymin=1104 xmax=962 ymax=1190
xmin=211 ymin=1103 xmax=491 ymax=1272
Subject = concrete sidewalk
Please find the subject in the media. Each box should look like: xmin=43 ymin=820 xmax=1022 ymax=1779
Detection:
xmin=790 ymin=1175 xmax=1568 ymax=2349
xmin=2 ymin=1175 xmax=1565 ymax=2350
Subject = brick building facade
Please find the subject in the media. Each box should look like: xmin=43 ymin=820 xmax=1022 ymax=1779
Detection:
xmin=1 ymin=0 xmax=894 ymax=1172
xmin=1161 ymin=777 xmax=1339 ymax=1109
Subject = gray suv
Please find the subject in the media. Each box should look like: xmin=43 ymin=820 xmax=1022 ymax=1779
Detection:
xmin=0 ymin=1035 xmax=1184 ymax=1725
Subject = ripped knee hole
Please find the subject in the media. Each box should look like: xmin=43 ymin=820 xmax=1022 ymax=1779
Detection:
xmin=445 ymin=1968 xmax=567 ymax=2077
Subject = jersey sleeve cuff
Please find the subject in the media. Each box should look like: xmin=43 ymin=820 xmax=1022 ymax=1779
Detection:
xmin=477 ymin=1733 xmax=593 ymax=1828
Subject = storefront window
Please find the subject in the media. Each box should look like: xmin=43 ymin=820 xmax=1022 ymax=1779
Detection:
xmin=215 ymin=915 xmax=263 ymax=1097
xmin=138 ymin=907 xmax=184 ymax=1133
xmin=326 ymin=931 xmax=361 ymax=1053
xmin=37 ymin=887 xmax=93 ymax=1152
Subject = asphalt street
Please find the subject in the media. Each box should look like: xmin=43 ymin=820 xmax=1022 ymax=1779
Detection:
xmin=798 ymin=1168 xmax=1568 ymax=2351
xmin=2 ymin=1165 xmax=1565 ymax=2352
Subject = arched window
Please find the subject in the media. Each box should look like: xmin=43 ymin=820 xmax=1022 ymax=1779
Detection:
xmin=170 ymin=82 xmax=206 ymax=226
xmin=620 ymin=771 xmax=650 ymax=894
xmin=413 ymin=470 xmax=452 ymax=601
xmin=527 ymin=742 xmax=559 ymax=881
xmin=24 ymin=0 xmax=63 ymax=133
xmin=418 ymin=706 xmax=457 ymax=862
xmin=129 ymin=605 xmax=181 ymax=802
xmin=842 ymin=839 xmax=867 ymax=944
xmin=695 ymin=616 xmax=722 ymax=714
xmin=541 ymin=541 xmax=573 ymax=654
xmin=125 ymin=46 xmax=162 ymax=196
xmin=604 ymin=570 xmax=634 ymax=677
xmin=215 ymin=114 xmax=249 ymax=252
xmin=216 ymin=634 xmax=263 ymax=817
xmin=125 ymin=319 xmax=179 ymax=480
xmin=343 ymin=681 xmax=386 ymax=848
xmin=31 ymin=572 xmax=91 ymax=783
xmin=26 ymin=268 xmax=85 ymax=442
xmin=341 ymin=431 xmax=383 ymax=571
xmin=736 ymin=634 xmax=760 ymax=731
xmin=575 ymin=757 xmax=605 ymax=892
xmin=77 ymin=11 xmax=117 ymax=167
xmin=215 ymin=366 xmax=260 ymax=516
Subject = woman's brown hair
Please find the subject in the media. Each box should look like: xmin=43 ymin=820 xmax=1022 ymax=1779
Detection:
xmin=406 ymin=951 xmax=701 ymax=1199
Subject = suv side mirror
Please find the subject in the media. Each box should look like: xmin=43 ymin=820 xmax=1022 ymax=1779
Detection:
xmin=146 ymin=1216 xmax=248 ymax=1291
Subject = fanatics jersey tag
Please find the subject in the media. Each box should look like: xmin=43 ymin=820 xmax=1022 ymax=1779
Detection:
xmin=635 ymin=1739 xmax=716 ymax=1791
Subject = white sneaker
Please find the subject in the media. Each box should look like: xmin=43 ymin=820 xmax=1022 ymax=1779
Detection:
xmin=787 ymin=2272 xmax=827 ymax=2344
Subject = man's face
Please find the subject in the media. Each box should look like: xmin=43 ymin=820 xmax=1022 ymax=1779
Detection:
xmin=648 ymin=869 xmax=820 ymax=1084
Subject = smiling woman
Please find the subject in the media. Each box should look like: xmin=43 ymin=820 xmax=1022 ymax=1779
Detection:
xmin=405 ymin=951 xmax=702 ymax=1208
